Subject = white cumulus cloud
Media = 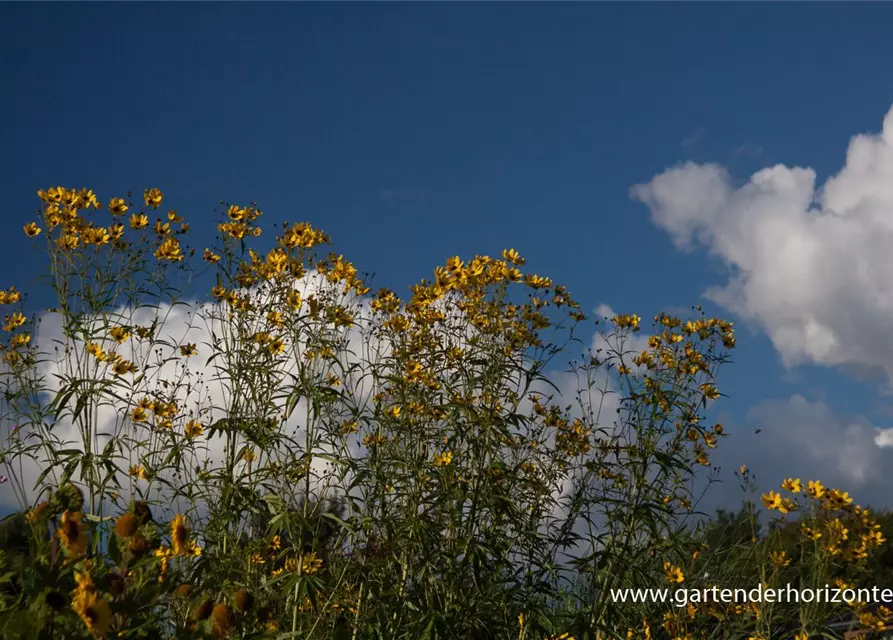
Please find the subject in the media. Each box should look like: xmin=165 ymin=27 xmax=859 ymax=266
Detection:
xmin=631 ymin=104 xmax=893 ymax=384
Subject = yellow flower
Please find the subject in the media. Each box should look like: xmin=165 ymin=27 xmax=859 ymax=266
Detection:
xmin=267 ymin=310 xmax=284 ymax=327
xmin=129 ymin=464 xmax=148 ymax=480
xmin=154 ymin=220 xmax=171 ymax=236
xmin=108 ymin=197 xmax=128 ymax=215
xmin=699 ymin=383 xmax=720 ymax=400
xmin=10 ymin=333 xmax=30 ymax=347
xmin=81 ymin=226 xmax=111 ymax=246
xmin=302 ymin=551 xmax=323 ymax=575
xmin=341 ymin=420 xmax=359 ymax=434
xmin=155 ymin=237 xmax=183 ymax=261
xmin=781 ymin=477 xmax=801 ymax=493
xmin=57 ymin=233 xmax=80 ymax=250
xmin=501 ymin=248 xmax=525 ymax=265
xmin=131 ymin=407 xmax=148 ymax=422
xmin=613 ymin=313 xmax=641 ymax=329
xmin=23 ymin=222 xmax=41 ymax=237
xmin=242 ymin=449 xmax=256 ymax=463
xmin=86 ymin=341 xmax=106 ymax=361
xmin=185 ymin=419 xmax=203 ymax=438
xmin=180 ymin=343 xmax=197 ymax=356
xmin=761 ymin=491 xmax=784 ymax=511
xmin=663 ymin=561 xmax=684 ymax=583
xmin=265 ymin=338 xmax=285 ymax=356
xmin=129 ymin=213 xmax=149 ymax=229
xmin=144 ymin=188 xmax=163 ymax=208
xmin=203 ymin=248 xmax=220 ymax=263
xmin=286 ymin=290 xmax=303 ymax=310
xmin=807 ymin=479 xmax=826 ymax=499
xmin=109 ymin=327 xmax=130 ymax=343
xmin=770 ymin=550 xmax=791 ymax=567
xmin=433 ymin=450 xmax=453 ymax=467
xmin=265 ymin=247 xmax=289 ymax=276
xmin=112 ymin=359 xmax=138 ymax=375
xmin=3 ymin=312 xmax=26 ymax=332
xmin=387 ymin=406 xmax=402 ymax=419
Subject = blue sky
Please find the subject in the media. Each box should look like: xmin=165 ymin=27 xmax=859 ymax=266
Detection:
xmin=4 ymin=3 xmax=893 ymax=511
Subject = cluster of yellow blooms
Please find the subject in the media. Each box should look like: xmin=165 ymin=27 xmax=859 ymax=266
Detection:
xmin=9 ymin=186 xmax=886 ymax=640
xmin=28 ymin=187 xmax=187 ymax=262
xmin=762 ymin=478 xmax=886 ymax=560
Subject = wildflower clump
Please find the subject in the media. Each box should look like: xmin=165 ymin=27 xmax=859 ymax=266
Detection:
xmin=0 ymin=185 xmax=884 ymax=640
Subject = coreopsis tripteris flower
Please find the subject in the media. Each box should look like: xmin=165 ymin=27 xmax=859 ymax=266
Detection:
xmin=226 ymin=205 xmax=246 ymax=221
xmin=770 ymin=550 xmax=791 ymax=567
xmin=824 ymin=488 xmax=854 ymax=510
xmin=3 ymin=312 xmax=26 ymax=332
xmin=432 ymin=450 xmax=453 ymax=467
xmin=341 ymin=420 xmax=358 ymax=434
xmin=185 ymin=419 xmax=203 ymax=438
xmin=10 ymin=333 xmax=30 ymax=347
xmin=286 ymin=290 xmax=303 ymax=311
xmin=180 ymin=343 xmax=197 ymax=356
xmin=108 ymin=197 xmax=128 ymax=215
xmin=131 ymin=406 xmax=148 ymax=422
xmin=203 ymin=248 xmax=220 ymax=263
xmin=37 ymin=186 xmax=66 ymax=203
xmin=112 ymin=359 xmax=138 ymax=375
xmin=155 ymin=237 xmax=183 ymax=261
xmin=807 ymin=480 xmax=826 ymax=500
xmin=129 ymin=464 xmax=148 ymax=480
xmin=109 ymin=326 xmax=130 ymax=343
xmin=762 ymin=490 xmax=784 ymax=511
xmin=525 ymin=274 xmax=552 ymax=289
xmin=501 ymin=247 xmax=525 ymax=265
xmin=302 ymin=551 xmax=323 ymax=575
xmin=825 ymin=518 xmax=849 ymax=541
xmin=218 ymin=221 xmax=249 ymax=240
xmin=85 ymin=342 xmax=105 ymax=360
xmin=81 ymin=226 xmax=111 ymax=246
xmin=663 ymin=562 xmax=684 ymax=584
xmin=144 ymin=188 xmax=163 ymax=208
xmin=781 ymin=478 xmax=801 ymax=493
xmin=266 ymin=310 xmax=284 ymax=328
xmin=699 ymin=383 xmax=720 ymax=400
xmin=23 ymin=222 xmax=41 ymax=237
xmin=264 ymin=248 xmax=288 ymax=276
xmin=265 ymin=337 xmax=285 ymax=355
xmin=74 ymin=188 xmax=100 ymax=210
xmin=129 ymin=213 xmax=149 ymax=229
